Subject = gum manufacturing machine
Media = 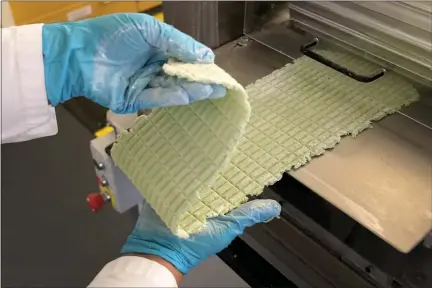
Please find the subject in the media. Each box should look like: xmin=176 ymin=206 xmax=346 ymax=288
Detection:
xmin=88 ymin=2 xmax=432 ymax=287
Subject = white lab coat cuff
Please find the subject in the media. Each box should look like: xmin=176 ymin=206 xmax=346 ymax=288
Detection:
xmin=1 ymin=23 xmax=57 ymax=143
xmin=88 ymin=256 xmax=178 ymax=287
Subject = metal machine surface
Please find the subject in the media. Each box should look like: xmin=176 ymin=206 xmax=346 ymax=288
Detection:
xmin=242 ymin=1 xmax=432 ymax=254
xmin=88 ymin=2 xmax=432 ymax=287
xmin=87 ymin=112 xmax=145 ymax=213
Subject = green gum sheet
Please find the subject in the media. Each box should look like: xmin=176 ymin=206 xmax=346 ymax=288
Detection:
xmin=112 ymin=51 xmax=419 ymax=237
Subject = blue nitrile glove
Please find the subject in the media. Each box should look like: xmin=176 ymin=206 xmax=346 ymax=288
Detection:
xmin=42 ymin=13 xmax=226 ymax=113
xmin=121 ymin=199 xmax=281 ymax=274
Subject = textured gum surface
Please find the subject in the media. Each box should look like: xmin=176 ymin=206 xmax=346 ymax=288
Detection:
xmin=112 ymin=51 xmax=419 ymax=237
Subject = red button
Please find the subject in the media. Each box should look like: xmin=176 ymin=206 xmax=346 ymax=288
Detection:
xmin=86 ymin=193 xmax=105 ymax=212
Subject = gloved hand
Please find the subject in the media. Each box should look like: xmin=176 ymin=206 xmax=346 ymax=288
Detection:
xmin=42 ymin=13 xmax=226 ymax=113
xmin=121 ymin=199 xmax=281 ymax=274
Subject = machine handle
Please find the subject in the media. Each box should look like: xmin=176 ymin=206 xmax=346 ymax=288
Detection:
xmin=300 ymin=38 xmax=386 ymax=83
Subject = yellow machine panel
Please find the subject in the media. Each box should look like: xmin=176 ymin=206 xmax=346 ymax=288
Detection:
xmin=10 ymin=1 xmax=162 ymax=25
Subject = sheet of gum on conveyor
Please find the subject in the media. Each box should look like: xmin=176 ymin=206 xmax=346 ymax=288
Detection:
xmin=111 ymin=50 xmax=423 ymax=242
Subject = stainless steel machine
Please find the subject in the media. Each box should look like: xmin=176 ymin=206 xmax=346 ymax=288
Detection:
xmin=88 ymin=2 xmax=432 ymax=287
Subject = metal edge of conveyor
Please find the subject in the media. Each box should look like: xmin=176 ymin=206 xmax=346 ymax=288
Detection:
xmin=241 ymin=187 xmax=398 ymax=288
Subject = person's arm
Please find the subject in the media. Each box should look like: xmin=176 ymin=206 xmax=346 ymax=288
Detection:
xmin=1 ymin=13 xmax=225 ymax=144
xmin=1 ymin=24 xmax=58 ymax=144
xmin=136 ymin=255 xmax=184 ymax=285
xmin=88 ymin=200 xmax=281 ymax=287
xmin=88 ymin=256 xmax=179 ymax=287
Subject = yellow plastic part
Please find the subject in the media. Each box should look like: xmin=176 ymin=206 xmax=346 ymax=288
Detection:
xmin=137 ymin=1 xmax=161 ymax=12
xmin=9 ymin=1 xmax=162 ymax=25
xmin=100 ymin=186 xmax=117 ymax=208
xmin=154 ymin=12 xmax=164 ymax=22
xmin=95 ymin=126 xmax=114 ymax=138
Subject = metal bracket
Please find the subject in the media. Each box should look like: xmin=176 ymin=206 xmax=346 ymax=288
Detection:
xmin=300 ymin=38 xmax=386 ymax=83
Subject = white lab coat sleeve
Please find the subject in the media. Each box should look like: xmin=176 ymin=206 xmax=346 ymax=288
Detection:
xmin=1 ymin=24 xmax=58 ymax=144
xmin=1 ymin=24 xmax=175 ymax=288
xmin=88 ymin=256 xmax=178 ymax=287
